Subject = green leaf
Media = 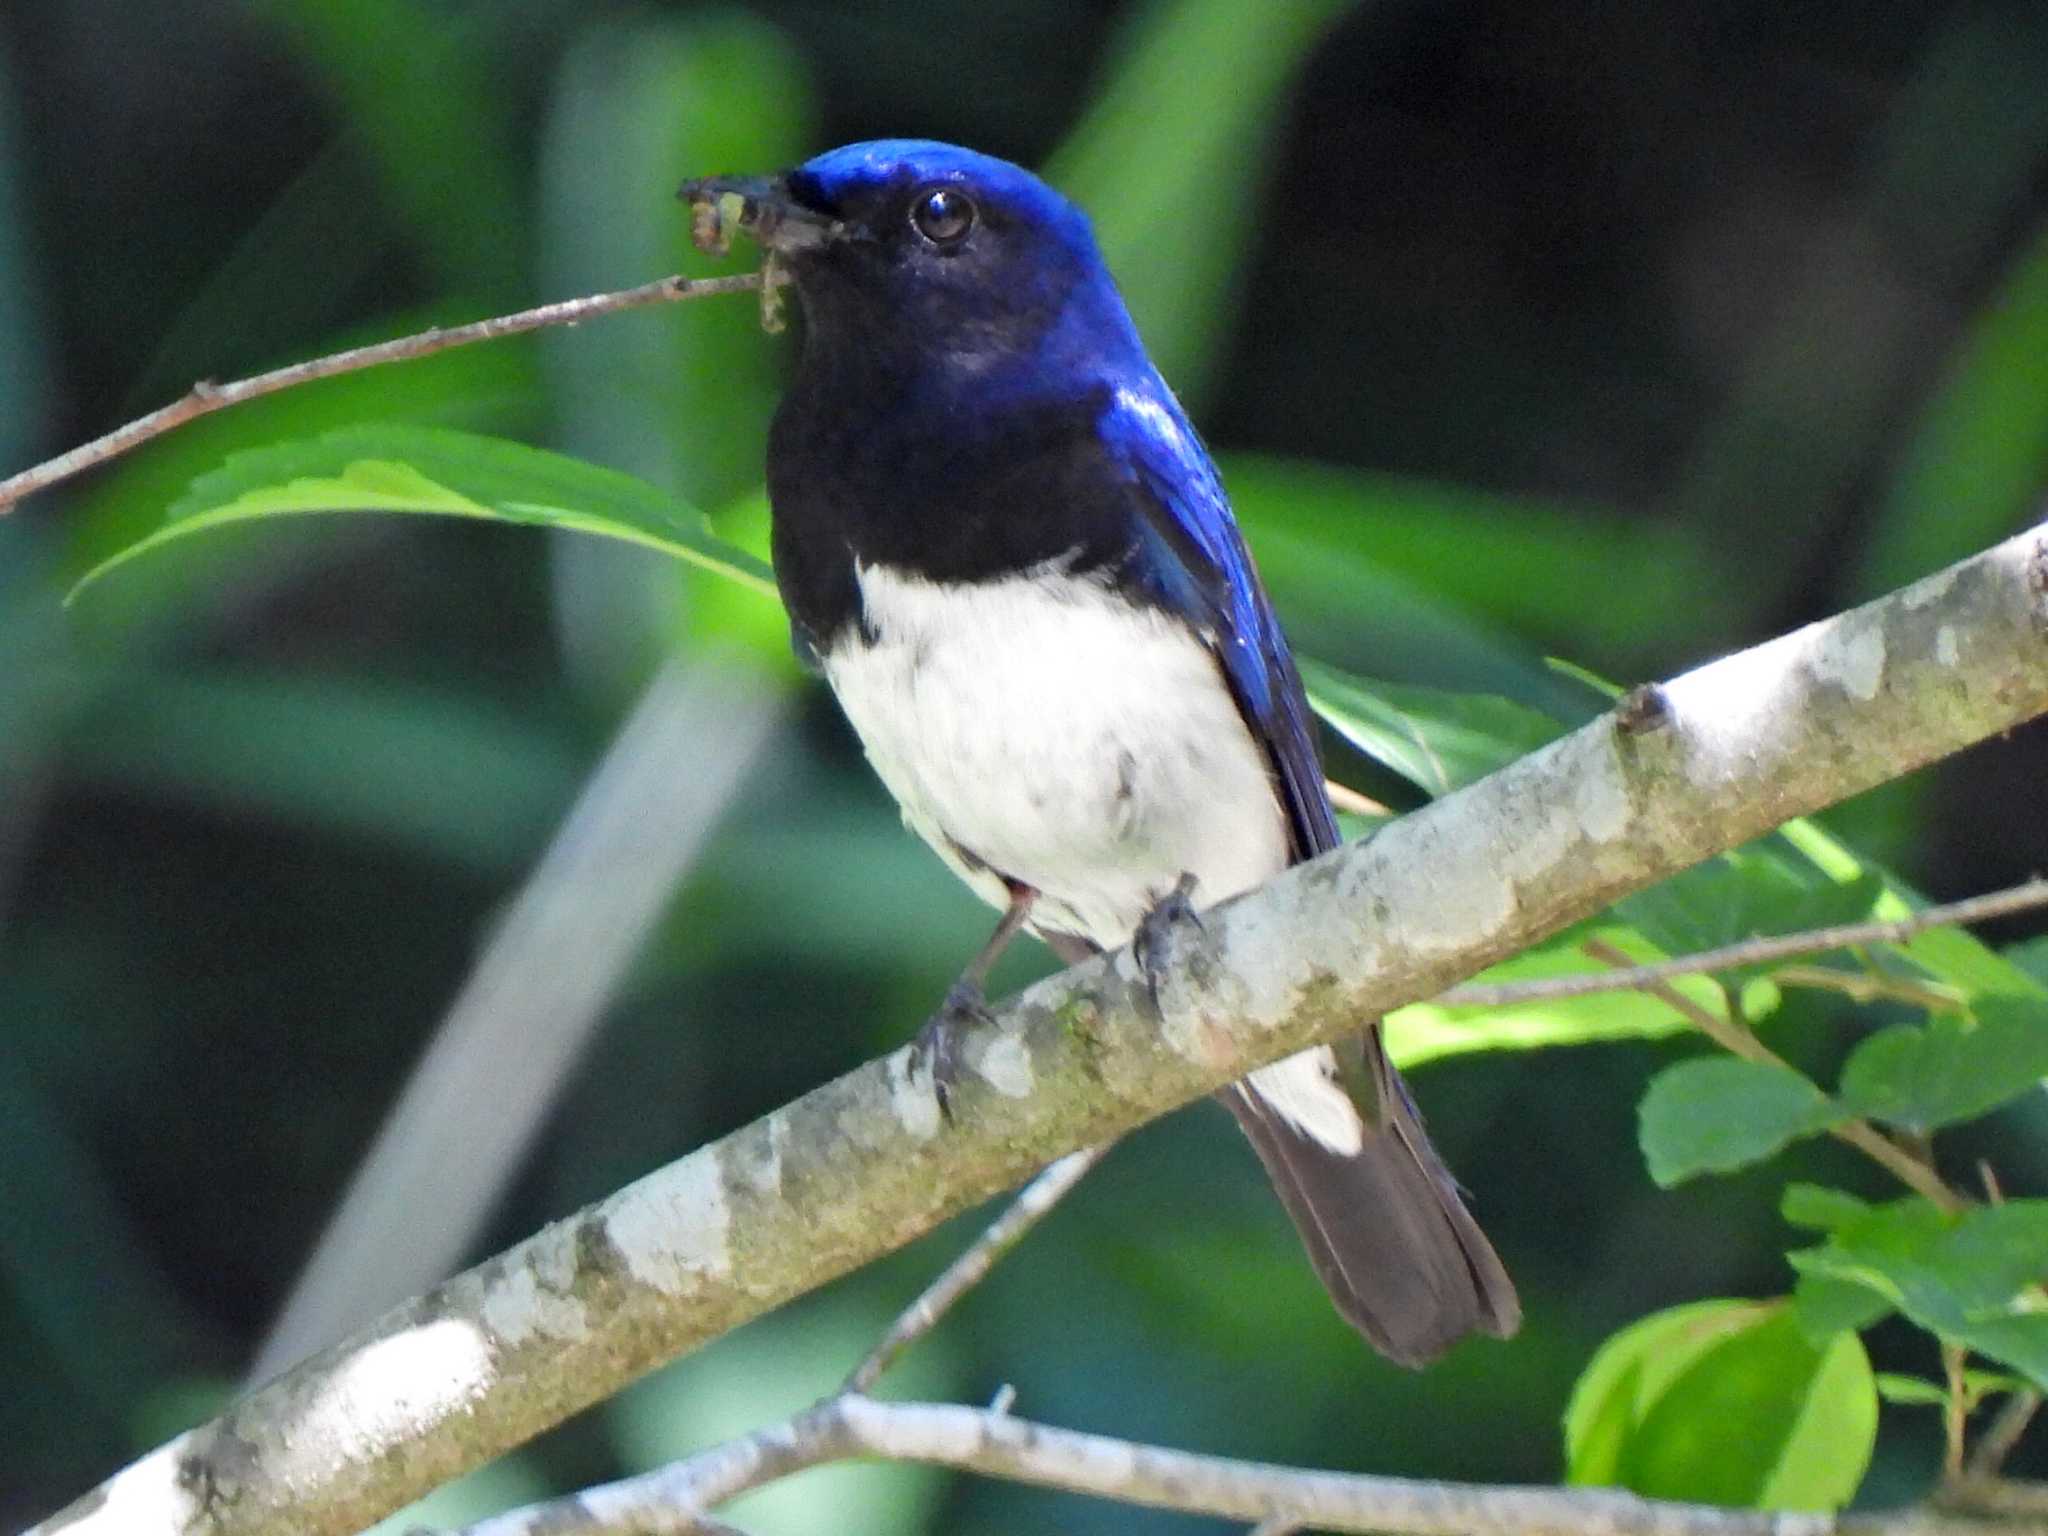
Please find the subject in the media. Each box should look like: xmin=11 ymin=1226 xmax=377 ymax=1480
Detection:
xmin=1299 ymin=658 xmax=1563 ymax=797
xmin=1777 ymin=819 xmax=2048 ymax=1004
xmin=538 ymin=14 xmax=813 ymax=697
xmin=1616 ymin=850 xmax=1885 ymax=973
xmin=1873 ymin=1372 xmax=1949 ymax=1406
xmin=1226 ymin=457 xmax=1744 ymax=658
xmin=1051 ymin=0 xmax=1353 ymax=407
xmin=247 ymin=0 xmax=524 ymax=299
xmin=69 ymin=426 xmax=778 ymax=604
xmin=1385 ymin=924 xmax=1720 ymax=1069
xmin=1789 ymin=1199 xmax=2048 ymax=1392
xmin=1837 ymin=999 xmax=2048 ymax=1133
xmin=1791 ymin=1273 xmax=1894 ymax=1341
xmin=2011 ymin=936 xmax=2048 ymax=992
xmin=1565 ymin=1300 xmax=1876 ymax=1510
xmin=1781 ymin=1184 xmax=1872 ymax=1234
xmin=1854 ymin=223 xmax=2048 ymax=598
xmin=1638 ymin=1059 xmax=1844 ymax=1187
xmin=1875 ymin=1369 xmax=2032 ymax=1408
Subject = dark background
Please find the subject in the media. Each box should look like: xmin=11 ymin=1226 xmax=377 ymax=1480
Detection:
xmin=2 ymin=0 xmax=2045 ymax=1528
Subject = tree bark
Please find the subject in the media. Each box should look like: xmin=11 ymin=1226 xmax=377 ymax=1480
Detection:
xmin=28 ymin=522 xmax=2048 ymax=1536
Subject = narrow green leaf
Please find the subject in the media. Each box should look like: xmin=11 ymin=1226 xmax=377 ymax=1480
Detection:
xmin=1855 ymin=224 xmax=2048 ymax=598
xmin=1566 ymin=1300 xmax=1876 ymax=1510
xmin=1638 ymin=1059 xmax=1844 ymax=1187
xmin=1880 ymin=1369 xmax=2036 ymax=1408
xmin=1782 ymin=1184 xmax=1872 ymax=1234
xmin=69 ymin=426 xmax=778 ymax=604
xmin=1051 ymin=0 xmax=1353 ymax=406
xmin=1300 ymin=658 xmax=1563 ymax=797
xmin=536 ymin=11 xmax=813 ymax=693
xmin=1837 ymin=1000 xmax=2048 ymax=1132
xmin=246 ymin=0 xmax=524 ymax=299
xmin=1873 ymin=1372 xmax=1949 ymax=1406
xmin=1228 ymin=457 xmax=1743 ymax=657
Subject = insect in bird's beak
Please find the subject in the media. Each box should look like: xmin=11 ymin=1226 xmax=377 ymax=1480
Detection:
xmin=678 ymin=173 xmax=840 ymax=333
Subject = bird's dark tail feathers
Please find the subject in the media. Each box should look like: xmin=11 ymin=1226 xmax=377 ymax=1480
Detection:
xmin=1222 ymin=1035 xmax=1519 ymax=1367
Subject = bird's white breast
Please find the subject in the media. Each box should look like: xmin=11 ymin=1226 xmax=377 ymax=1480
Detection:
xmin=825 ymin=559 xmax=1363 ymax=1157
xmin=821 ymin=560 xmax=1287 ymax=950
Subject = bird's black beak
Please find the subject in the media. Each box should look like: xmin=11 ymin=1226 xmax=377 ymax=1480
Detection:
xmin=677 ymin=173 xmax=840 ymax=258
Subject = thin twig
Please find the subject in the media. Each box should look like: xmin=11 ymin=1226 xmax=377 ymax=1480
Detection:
xmin=0 ymin=270 xmax=777 ymax=513
xmin=1946 ymin=1343 xmax=1972 ymax=1483
xmin=1325 ymin=780 xmax=1391 ymax=817
xmin=843 ymin=1144 xmax=1111 ymax=1395
xmin=1576 ymin=938 xmax=1964 ymax=1211
xmin=1970 ymin=1393 xmax=2044 ymax=1479
xmin=1436 ymin=879 xmax=2048 ymax=1011
xmin=1770 ymin=964 xmax=1967 ymax=1012
xmin=455 ymin=1394 xmax=2047 ymax=1536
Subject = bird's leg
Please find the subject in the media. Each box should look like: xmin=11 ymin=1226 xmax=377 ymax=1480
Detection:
xmin=914 ymin=881 xmax=1037 ymax=1117
xmin=1134 ymin=871 xmax=1203 ymax=1009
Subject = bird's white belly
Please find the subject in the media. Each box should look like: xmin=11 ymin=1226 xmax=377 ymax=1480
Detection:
xmin=822 ymin=561 xmax=1287 ymax=949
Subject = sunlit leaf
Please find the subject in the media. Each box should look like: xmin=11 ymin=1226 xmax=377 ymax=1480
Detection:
xmin=69 ymin=426 xmax=777 ymax=604
xmin=1638 ymin=1059 xmax=1843 ymax=1187
xmin=1875 ymin=1372 xmax=1948 ymax=1405
xmin=1300 ymin=658 xmax=1562 ymax=797
xmin=1777 ymin=819 xmax=2048 ymax=1002
xmin=1386 ymin=924 xmax=1718 ymax=1068
xmin=1565 ymin=1300 xmax=1876 ymax=1510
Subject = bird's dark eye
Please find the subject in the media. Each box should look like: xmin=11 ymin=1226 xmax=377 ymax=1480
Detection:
xmin=909 ymin=186 xmax=976 ymax=248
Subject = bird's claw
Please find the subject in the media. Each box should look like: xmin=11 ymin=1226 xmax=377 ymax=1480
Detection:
xmin=912 ymin=978 xmax=994 ymax=1121
xmin=1135 ymin=872 xmax=1203 ymax=1009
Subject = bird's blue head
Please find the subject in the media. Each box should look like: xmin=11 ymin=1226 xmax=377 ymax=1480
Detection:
xmin=681 ymin=139 xmax=1144 ymax=379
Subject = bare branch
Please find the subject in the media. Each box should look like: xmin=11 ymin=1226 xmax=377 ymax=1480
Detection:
xmin=1436 ymin=879 xmax=2048 ymax=1010
xmin=26 ymin=527 xmax=2048 ymax=1536
xmin=453 ymin=1395 xmax=2048 ymax=1536
xmin=0 ymin=271 xmax=776 ymax=513
xmin=844 ymin=1143 xmax=1110 ymax=1395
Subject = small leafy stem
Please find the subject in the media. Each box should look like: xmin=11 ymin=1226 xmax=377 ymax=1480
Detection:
xmin=1578 ymin=936 xmax=1965 ymax=1213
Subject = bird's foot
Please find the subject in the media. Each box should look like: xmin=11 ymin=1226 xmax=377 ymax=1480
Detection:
xmin=911 ymin=977 xmax=994 ymax=1121
xmin=1135 ymin=872 xmax=1204 ymax=1010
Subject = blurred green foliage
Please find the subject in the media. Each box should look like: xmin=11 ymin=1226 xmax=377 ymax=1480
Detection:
xmin=2 ymin=0 xmax=2045 ymax=1529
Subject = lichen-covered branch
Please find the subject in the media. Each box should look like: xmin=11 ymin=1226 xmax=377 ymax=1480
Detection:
xmin=27 ymin=524 xmax=2048 ymax=1536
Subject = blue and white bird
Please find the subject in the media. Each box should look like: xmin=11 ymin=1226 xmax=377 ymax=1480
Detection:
xmin=682 ymin=140 xmax=1518 ymax=1365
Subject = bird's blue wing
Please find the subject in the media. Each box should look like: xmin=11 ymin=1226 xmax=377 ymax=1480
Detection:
xmin=1100 ymin=385 xmax=1340 ymax=861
